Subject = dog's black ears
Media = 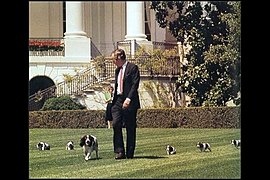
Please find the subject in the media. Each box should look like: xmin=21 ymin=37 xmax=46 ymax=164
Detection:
xmin=79 ymin=139 xmax=84 ymax=147
xmin=79 ymin=141 xmax=84 ymax=147
xmin=90 ymin=136 xmax=94 ymax=141
xmin=79 ymin=136 xmax=85 ymax=147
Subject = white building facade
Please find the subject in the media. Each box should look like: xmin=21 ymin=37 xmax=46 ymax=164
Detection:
xmin=29 ymin=1 xmax=182 ymax=110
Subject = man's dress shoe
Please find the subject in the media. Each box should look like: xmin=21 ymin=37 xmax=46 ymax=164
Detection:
xmin=115 ymin=152 xmax=126 ymax=159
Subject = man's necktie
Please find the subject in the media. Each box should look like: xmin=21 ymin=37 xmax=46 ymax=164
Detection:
xmin=119 ymin=67 xmax=123 ymax=94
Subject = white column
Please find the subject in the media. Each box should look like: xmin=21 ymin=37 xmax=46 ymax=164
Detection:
xmin=64 ymin=1 xmax=87 ymax=38
xmin=125 ymin=1 xmax=147 ymax=41
xmin=63 ymin=1 xmax=90 ymax=59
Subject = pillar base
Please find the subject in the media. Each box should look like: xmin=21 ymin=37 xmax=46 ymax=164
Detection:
xmin=125 ymin=34 xmax=148 ymax=41
xmin=64 ymin=38 xmax=91 ymax=59
xmin=64 ymin=31 xmax=87 ymax=38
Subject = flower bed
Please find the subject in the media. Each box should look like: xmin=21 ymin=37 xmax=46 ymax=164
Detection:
xmin=29 ymin=39 xmax=64 ymax=51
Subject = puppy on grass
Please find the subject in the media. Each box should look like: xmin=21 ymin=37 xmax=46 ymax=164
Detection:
xmin=231 ymin=139 xmax=241 ymax=148
xmin=196 ymin=142 xmax=211 ymax=152
xmin=80 ymin=135 xmax=99 ymax=161
xmin=166 ymin=145 xmax=176 ymax=155
xmin=66 ymin=141 xmax=74 ymax=150
xmin=36 ymin=141 xmax=50 ymax=150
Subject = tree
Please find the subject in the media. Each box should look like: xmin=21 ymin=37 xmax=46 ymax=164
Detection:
xmin=150 ymin=1 xmax=241 ymax=106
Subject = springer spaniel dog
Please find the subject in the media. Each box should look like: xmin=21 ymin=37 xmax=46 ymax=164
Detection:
xmin=36 ymin=141 xmax=50 ymax=150
xmin=79 ymin=135 xmax=99 ymax=160
xmin=66 ymin=141 xmax=74 ymax=150
xmin=196 ymin=142 xmax=211 ymax=152
xmin=166 ymin=145 xmax=176 ymax=155
xmin=231 ymin=139 xmax=241 ymax=148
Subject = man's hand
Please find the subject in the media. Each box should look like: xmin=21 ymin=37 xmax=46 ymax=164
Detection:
xmin=122 ymin=98 xmax=131 ymax=109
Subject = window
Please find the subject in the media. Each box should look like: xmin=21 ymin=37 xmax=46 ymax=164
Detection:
xmin=63 ymin=1 xmax=66 ymax=35
xmin=144 ymin=2 xmax=151 ymax=41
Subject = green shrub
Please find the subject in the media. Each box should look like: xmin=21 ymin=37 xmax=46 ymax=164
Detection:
xmin=40 ymin=96 xmax=86 ymax=110
xmin=29 ymin=107 xmax=240 ymax=128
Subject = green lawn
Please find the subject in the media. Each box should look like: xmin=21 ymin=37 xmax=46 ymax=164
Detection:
xmin=29 ymin=128 xmax=241 ymax=179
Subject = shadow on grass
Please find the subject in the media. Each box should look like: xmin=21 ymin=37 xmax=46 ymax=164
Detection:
xmin=132 ymin=155 xmax=167 ymax=159
xmin=85 ymin=157 xmax=101 ymax=161
xmin=83 ymin=156 xmax=166 ymax=161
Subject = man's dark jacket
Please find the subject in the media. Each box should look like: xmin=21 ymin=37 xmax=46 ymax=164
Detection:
xmin=112 ymin=62 xmax=140 ymax=110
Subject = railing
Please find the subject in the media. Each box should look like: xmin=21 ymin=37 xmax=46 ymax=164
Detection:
xmin=29 ymin=38 xmax=104 ymax=58
xmin=28 ymin=59 xmax=115 ymax=111
xmin=29 ymin=38 xmax=179 ymax=58
xmin=28 ymin=87 xmax=57 ymax=111
xmin=117 ymin=40 xmax=134 ymax=58
xmin=152 ymin=41 xmax=178 ymax=50
xmin=137 ymin=55 xmax=181 ymax=76
xmin=117 ymin=40 xmax=179 ymax=58
xmin=55 ymin=61 xmax=115 ymax=97
xmin=29 ymin=56 xmax=181 ymax=111
xmin=90 ymin=40 xmax=102 ymax=59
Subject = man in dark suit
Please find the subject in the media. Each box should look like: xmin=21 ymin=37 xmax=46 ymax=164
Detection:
xmin=110 ymin=48 xmax=140 ymax=159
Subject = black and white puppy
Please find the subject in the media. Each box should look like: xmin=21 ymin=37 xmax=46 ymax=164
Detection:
xmin=166 ymin=145 xmax=176 ymax=155
xmin=66 ymin=141 xmax=74 ymax=150
xmin=196 ymin=142 xmax=211 ymax=152
xmin=79 ymin=135 xmax=99 ymax=160
xmin=231 ymin=139 xmax=240 ymax=148
xmin=36 ymin=141 xmax=50 ymax=150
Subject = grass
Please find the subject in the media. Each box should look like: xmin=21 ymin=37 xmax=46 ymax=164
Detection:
xmin=29 ymin=128 xmax=241 ymax=179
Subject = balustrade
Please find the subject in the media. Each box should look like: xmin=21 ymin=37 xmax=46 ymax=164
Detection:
xmin=29 ymin=39 xmax=182 ymax=111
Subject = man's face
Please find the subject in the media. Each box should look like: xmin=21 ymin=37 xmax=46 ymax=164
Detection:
xmin=111 ymin=53 xmax=122 ymax=67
